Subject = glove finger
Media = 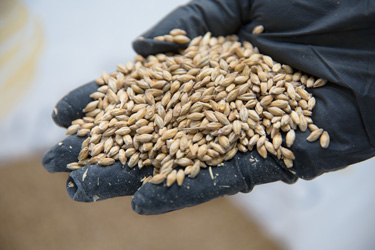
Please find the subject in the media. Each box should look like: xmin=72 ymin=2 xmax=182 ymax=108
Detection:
xmin=133 ymin=0 xmax=249 ymax=57
xmin=42 ymin=135 xmax=87 ymax=173
xmin=131 ymin=151 xmax=296 ymax=215
xmin=53 ymin=81 xmax=99 ymax=128
xmin=66 ymin=163 xmax=153 ymax=202
xmin=132 ymin=163 xmax=244 ymax=215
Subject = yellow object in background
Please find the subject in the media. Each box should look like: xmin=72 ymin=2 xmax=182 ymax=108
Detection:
xmin=0 ymin=0 xmax=43 ymax=122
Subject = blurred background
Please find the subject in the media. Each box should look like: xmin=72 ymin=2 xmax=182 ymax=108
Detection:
xmin=0 ymin=0 xmax=374 ymax=249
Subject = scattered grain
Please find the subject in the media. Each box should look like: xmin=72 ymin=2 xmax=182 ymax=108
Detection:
xmin=252 ymin=25 xmax=264 ymax=34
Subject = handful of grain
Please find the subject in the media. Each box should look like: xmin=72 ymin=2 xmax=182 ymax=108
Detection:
xmin=66 ymin=29 xmax=330 ymax=187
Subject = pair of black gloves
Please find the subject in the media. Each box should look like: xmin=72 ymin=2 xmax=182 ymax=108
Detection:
xmin=42 ymin=0 xmax=375 ymax=215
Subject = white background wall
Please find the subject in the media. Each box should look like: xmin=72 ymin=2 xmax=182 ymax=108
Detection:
xmin=1 ymin=1 xmax=374 ymax=249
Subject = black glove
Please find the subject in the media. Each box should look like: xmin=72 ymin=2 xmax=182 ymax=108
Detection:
xmin=42 ymin=0 xmax=375 ymax=215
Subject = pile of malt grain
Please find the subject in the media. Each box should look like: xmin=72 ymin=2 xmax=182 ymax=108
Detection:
xmin=65 ymin=30 xmax=329 ymax=187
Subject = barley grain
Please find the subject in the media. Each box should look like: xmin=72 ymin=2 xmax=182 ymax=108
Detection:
xmin=190 ymin=161 xmax=200 ymax=178
xmin=285 ymin=130 xmax=295 ymax=148
xmin=257 ymin=145 xmax=267 ymax=158
xmin=128 ymin=153 xmax=140 ymax=168
xmin=306 ymin=128 xmax=323 ymax=142
xmin=320 ymin=131 xmax=330 ymax=148
xmin=173 ymin=35 xmax=191 ymax=44
xmin=67 ymin=30 xmax=329 ymax=188
xmin=66 ymin=124 xmax=80 ymax=135
xmin=150 ymin=174 xmax=166 ymax=184
xmin=252 ymin=25 xmax=264 ymax=34
xmin=98 ymin=158 xmax=115 ymax=166
xmin=280 ymin=147 xmax=295 ymax=160
xmin=264 ymin=141 xmax=277 ymax=155
xmin=67 ymin=162 xmax=82 ymax=170
xmin=174 ymin=169 xmax=184 ymax=186
xmin=166 ymin=170 xmax=177 ymax=187
xmin=283 ymin=158 xmax=293 ymax=168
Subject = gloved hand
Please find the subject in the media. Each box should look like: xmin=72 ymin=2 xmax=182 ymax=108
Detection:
xmin=42 ymin=0 xmax=375 ymax=215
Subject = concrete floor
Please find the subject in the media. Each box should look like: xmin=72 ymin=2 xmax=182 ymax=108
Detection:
xmin=0 ymin=153 xmax=280 ymax=250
